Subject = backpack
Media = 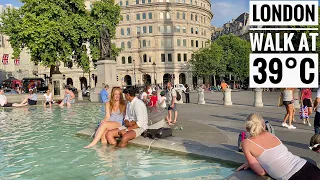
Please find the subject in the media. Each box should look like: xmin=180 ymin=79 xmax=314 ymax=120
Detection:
xmin=238 ymin=131 xmax=248 ymax=152
xmin=176 ymin=91 xmax=181 ymax=101
xmin=142 ymin=128 xmax=173 ymax=139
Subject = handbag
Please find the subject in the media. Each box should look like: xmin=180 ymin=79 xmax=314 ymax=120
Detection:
xmin=277 ymin=96 xmax=283 ymax=106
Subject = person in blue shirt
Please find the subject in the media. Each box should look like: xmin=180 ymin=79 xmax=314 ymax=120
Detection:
xmin=100 ymin=84 xmax=109 ymax=117
xmin=100 ymin=84 xmax=109 ymax=103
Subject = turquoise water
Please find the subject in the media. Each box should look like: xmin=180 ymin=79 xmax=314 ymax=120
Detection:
xmin=0 ymin=105 xmax=236 ymax=179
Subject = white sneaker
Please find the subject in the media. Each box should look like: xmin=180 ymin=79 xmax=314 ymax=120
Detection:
xmin=288 ymin=125 xmax=296 ymax=129
xmin=303 ymin=120 xmax=306 ymax=124
xmin=308 ymin=122 xmax=312 ymax=126
xmin=282 ymin=123 xmax=289 ymax=127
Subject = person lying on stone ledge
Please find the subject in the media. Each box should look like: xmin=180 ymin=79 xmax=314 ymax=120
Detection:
xmin=0 ymin=89 xmax=27 ymax=107
xmin=237 ymin=113 xmax=320 ymax=180
xmin=106 ymin=86 xmax=148 ymax=148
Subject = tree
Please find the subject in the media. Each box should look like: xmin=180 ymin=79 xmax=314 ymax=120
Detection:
xmin=215 ymin=34 xmax=251 ymax=80
xmin=0 ymin=0 xmax=121 ymax=77
xmin=190 ymin=42 xmax=224 ymax=80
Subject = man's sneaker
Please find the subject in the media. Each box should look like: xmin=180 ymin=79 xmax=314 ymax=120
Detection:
xmin=303 ymin=120 xmax=306 ymax=124
xmin=282 ymin=123 xmax=289 ymax=127
xmin=308 ymin=122 xmax=312 ymax=126
xmin=288 ymin=125 xmax=296 ymax=129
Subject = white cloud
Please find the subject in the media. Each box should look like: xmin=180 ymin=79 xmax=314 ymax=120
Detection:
xmin=210 ymin=0 xmax=248 ymax=27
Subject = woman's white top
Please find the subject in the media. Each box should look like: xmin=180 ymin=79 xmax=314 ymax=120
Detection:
xmin=140 ymin=92 xmax=148 ymax=100
xmin=159 ymin=96 xmax=166 ymax=108
xmin=283 ymin=90 xmax=293 ymax=101
xmin=44 ymin=93 xmax=52 ymax=102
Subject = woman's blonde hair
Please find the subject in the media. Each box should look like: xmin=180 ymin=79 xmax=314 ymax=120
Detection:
xmin=245 ymin=113 xmax=266 ymax=137
xmin=109 ymin=87 xmax=126 ymax=113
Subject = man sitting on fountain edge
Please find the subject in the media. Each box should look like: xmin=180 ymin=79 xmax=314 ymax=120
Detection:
xmin=106 ymin=86 xmax=148 ymax=147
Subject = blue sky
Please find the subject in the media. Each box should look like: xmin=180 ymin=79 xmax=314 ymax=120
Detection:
xmin=1 ymin=0 xmax=319 ymax=27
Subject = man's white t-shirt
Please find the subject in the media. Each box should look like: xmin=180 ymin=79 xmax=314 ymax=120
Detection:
xmin=317 ymin=88 xmax=320 ymax=113
xmin=140 ymin=92 xmax=148 ymax=101
xmin=0 ymin=94 xmax=7 ymax=106
xmin=125 ymin=97 xmax=148 ymax=130
xmin=44 ymin=93 xmax=52 ymax=102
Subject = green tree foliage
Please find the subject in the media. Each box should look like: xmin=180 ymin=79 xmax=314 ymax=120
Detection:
xmin=0 ymin=0 xmax=121 ymax=75
xmin=214 ymin=34 xmax=251 ymax=80
xmin=190 ymin=42 xmax=224 ymax=77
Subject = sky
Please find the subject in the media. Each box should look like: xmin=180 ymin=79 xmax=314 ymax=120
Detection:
xmin=1 ymin=0 xmax=319 ymax=27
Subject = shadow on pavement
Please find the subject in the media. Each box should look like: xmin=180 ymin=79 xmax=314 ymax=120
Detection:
xmin=214 ymin=125 xmax=243 ymax=134
xmin=210 ymin=114 xmax=245 ymax=122
xmin=282 ymin=140 xmax=308 ymax=150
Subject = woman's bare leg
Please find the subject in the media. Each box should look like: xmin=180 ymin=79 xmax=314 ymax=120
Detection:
xmin=84 ymin=121 xmax=121 ymax=148
xmin=101 ymin=129 xmax=108 ymax=145
xmin=283 ymin=105 xmax=289 ymax=124
xmin=288 ymin=104 xmax=294 ymax=126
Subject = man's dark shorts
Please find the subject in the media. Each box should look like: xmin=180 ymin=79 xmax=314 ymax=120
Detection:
xmin=28 ymin=99 xmax=37 ymax=105
xmin=2 ymin=103 xmax=13 ymax=107
xmin=168 ymin=104 xmax=177 ymax=111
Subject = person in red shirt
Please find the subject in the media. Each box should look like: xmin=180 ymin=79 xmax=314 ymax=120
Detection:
xmin=149 ymin=91 xmax=158 ymax=107
xmin=301 ymin=88 xmax=313 ymax=126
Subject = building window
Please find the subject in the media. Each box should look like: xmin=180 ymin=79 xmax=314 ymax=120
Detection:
xmin=161 ymin=39 xmax=164 ymax=47
xmin=127 ymin=28 xmax=131 ymax=35
xmin=148 ymin=12 xmax=152 ymax=19
xmin=167 ymin=39 xmax=172 ymax=47
xmin=183 ymin=39 xmax=187 ymax=47
xmin=161 ymin=54 xmax=165 ymax=62
xmin=122 ymin=56 xmax=125 ymax=64
xmin=148 ymin=40 xmax=151 ymax=47
xmin=136 ymin=14 xmax=140 ymax=20
xmin=128 ymin=56 xmax=132 ymax=63
xmin=182 ymin=0 xmax=185 ymax=2
xmin=191 ymin=14 xmax=193 ymax=20
xmin=191 ymin=27 xmax=193 ymax=34
xmin=190 ymin=0 xmax=193 ymax=5
xmin=176 ymin=12 xmax=180 ymax=19
xmin=201 ymin=16 xmax=203 ymax=23
xmin=177 ymin=39 xmax=181 ymax=46
xmin=121 ymin=42 xmax=125 ymax=48
xmin=149 ymin=26 xmax=153 ymax=33
xmin=168 ymin=53 xmax=172 ymax=62
xmin=182 ymin=12 xmax=186 ymax=19
xmin=142 ymin=0 xmax=145 ymax=3
xmin=184 ymin=53 xmax=187 ymax=61
xmin=177 ymin=53 xmax=181 ymax=62
xmin=126 ymin=0 xmax=129 ymax=5
xmin=160 ymin=26 xmax=165 ymax=33
xmin=182 ymin=27 xmax=186 ymax=33
xmin=142 ymin=40 xmax=147 ymax=47
xmin=143 ymin=26 xmax=147 ymax=33
xmin=166 ymin=12 xmax=171 ymax=19
xmin=121 ymin=28 xmax=124 ymax=35
xmin=136 ymin=0 xmax=139 ymax=4
xmin=149 ymin=57 xmax=152 ymax=62
xmin=191 ymin=40 xmax=194 ymax=47
xmin=166 ymin=26 xmax=171 ymax=33
xmin=202 ymin=41 xmax=203 ymax=47
xmin=160 ymin=12 xmax=164 ymax=19
xmin=126 ymin=15 xmax=130 ymax=21
xmin=175 ymin=25 xmax=180 ymax=32
xmin=195 ymin=27 xmax=198 ymax=34
xmin=120 ymin=1 xmax=123 ymax=6
xmin=204 ymin=30 xmax=206 ymax=36
xmin=196 ymin=40 xmax=198 ymax=47
xmin=127 ymin=41 xmax=131 ymax=48
xmin=195 ymin=15 xmax=198 ymax=21
xmin=148 ymin=0 xmax=151 ymax=2
xmin=137 ymin=27 xmax=141 ymax=34
xmin=142 ymin=13 xmax=146 ymax=19
xmin=143 ymin=54 xmax=147 ymax=62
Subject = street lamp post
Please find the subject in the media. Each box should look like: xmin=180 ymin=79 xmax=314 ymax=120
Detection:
xmin=152 ymin=62 xmax=156 ymax=85
xmin=133 ymin=59 xmax=136 ymax=86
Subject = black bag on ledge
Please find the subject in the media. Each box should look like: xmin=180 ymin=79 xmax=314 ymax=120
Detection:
xmin=142 ymin=128 xmax=173 ymax=139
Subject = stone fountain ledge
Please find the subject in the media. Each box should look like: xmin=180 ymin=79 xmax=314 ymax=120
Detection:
xmin=76 ymin=118 xmax=272 ymax=180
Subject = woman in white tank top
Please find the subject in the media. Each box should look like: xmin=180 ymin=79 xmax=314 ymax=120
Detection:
xmin=281 ymin=88 xmax=296 ymax=129
xmin=237 ymin=113 xmax=320 ymax=180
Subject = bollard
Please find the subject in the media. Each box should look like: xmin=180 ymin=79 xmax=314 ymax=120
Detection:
xmin=223 ymin=88 xmax=233 ymax=106
xmin=197 ymin=87 xmax=206 ymax=104
xmin=293 ymin=89 xmax=300 ymax=108
xmin=78 ymin=90 xmax=83 ymax=101
xmin=253 ymin=88 xmax=264 ymax=107
xmin=175 ymin=89 xmax=184 ymax=104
